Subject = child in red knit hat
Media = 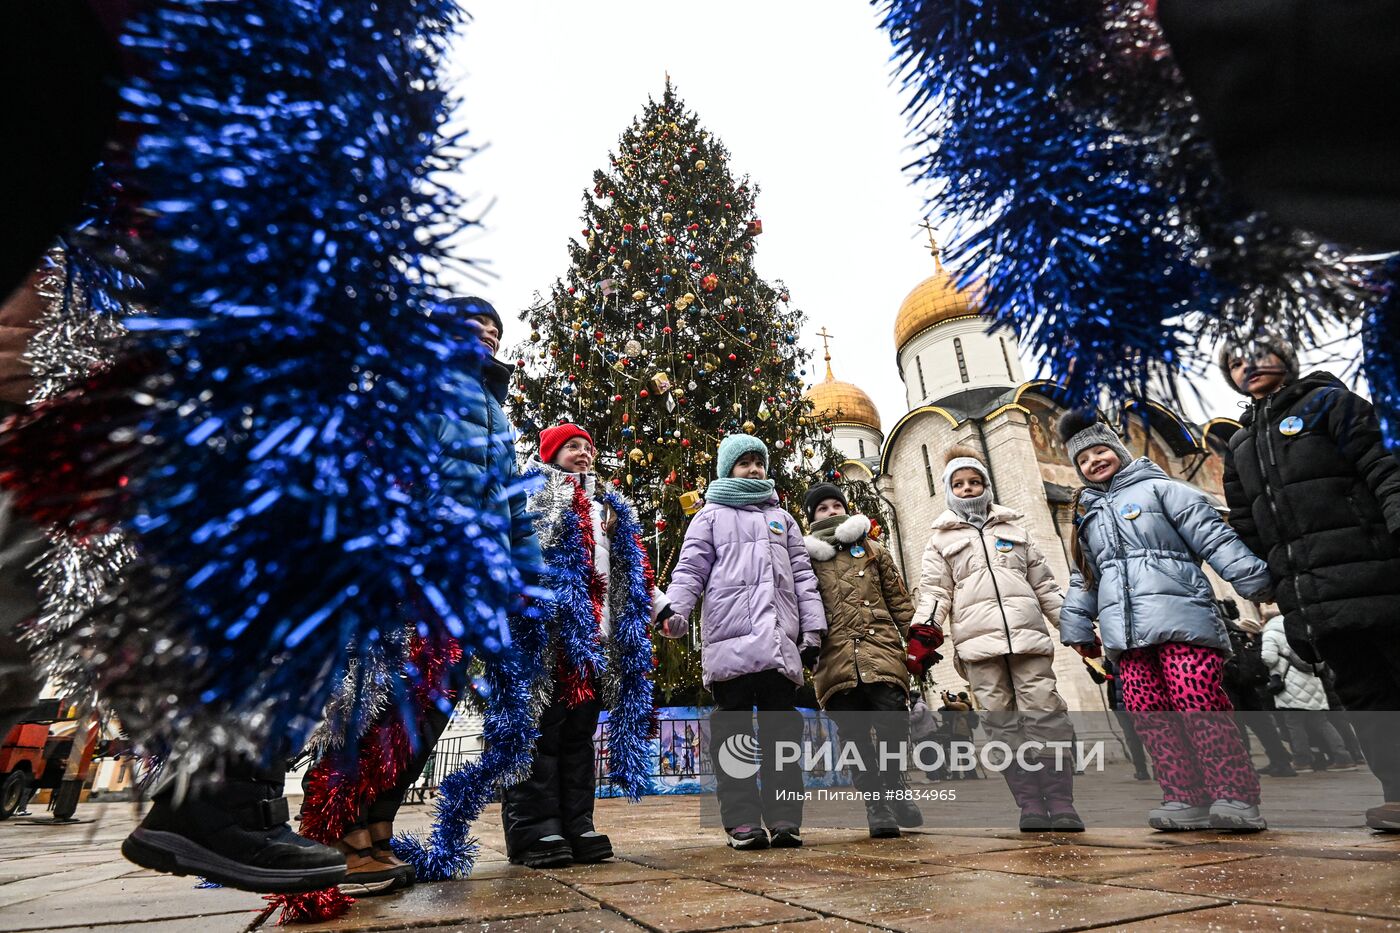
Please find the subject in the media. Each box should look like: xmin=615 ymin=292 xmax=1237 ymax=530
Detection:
xmin=499 ymin=422 xmax=677 ymax=868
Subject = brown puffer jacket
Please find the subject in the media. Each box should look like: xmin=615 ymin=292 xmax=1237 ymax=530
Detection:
xmin=804 ymin=513 xmax=915 ymax=707
xmin=913 ymin=504 xmax=1063 ymax=665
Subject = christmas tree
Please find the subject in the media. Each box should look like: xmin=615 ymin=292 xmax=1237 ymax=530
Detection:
xmin=510 ymin=81 xmax=837 ymax=701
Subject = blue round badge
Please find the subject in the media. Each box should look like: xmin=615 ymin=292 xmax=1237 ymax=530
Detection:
xmin=1279 ymin=416 xmax=1304 ymax=436
xmin=768 ymin=519 xmax=785 ymax=535
xmin=994 ymin=539 xmax=1015 ymax=553
xmin=849 ymin=544 xmax=867 ymax=558
xmin=1120 ymin=504 xmax=1142 ymax=521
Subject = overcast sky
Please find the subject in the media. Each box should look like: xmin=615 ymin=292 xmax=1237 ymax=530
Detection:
xmin=443 ymin=1 xmax=1361 ymax=435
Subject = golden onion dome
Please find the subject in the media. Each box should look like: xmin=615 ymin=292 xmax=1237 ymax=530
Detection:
xmin=805 ymin=350 xmax=881 ymax=432
xmin=893 ymin=260 xmax=981 ymax=351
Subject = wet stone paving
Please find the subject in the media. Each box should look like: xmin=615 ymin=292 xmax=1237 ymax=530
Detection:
xmin=1 ymin=782 xmax=1398 ymax=932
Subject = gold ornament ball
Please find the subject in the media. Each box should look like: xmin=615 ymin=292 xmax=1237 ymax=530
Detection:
xmin=695 ymin=159 xmax=707 ymax=170
xmin=631 ymin=289 xmax=647 ymax=301
xmin=803 ymin=447 xmax=814 ymax=457
xmin=630 ymin=447 xmax=645 ymax=463
xmin=662 ymin=212 xmax=674 ymax=223
xmin=622 ymin=259 xmax=632 ymax=270
xmin=742 ymin=421 xmax=756 ymax=434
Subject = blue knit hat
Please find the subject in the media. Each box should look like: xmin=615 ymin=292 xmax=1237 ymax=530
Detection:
xmin=716 ymin=434 xmax=768 ymax=479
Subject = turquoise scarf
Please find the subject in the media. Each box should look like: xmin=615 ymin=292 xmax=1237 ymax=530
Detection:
xmin=704 ymin=477 xmax=776 ymax=506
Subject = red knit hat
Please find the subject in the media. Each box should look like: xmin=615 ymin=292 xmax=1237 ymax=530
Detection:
xmin=538 ymin=423 xmax=593 ymax=465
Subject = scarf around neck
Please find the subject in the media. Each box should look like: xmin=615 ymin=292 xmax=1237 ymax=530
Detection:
xmin=947 ymin=488 xmax=992 ymax=525
xmin=705 ymin=477 xmax=776 ymax=506
xmin=809 ymin=514 xmax=860 ymax=548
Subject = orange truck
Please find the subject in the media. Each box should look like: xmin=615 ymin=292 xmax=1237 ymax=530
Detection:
xmin=0 ymin=699 xmax=98 ymax=821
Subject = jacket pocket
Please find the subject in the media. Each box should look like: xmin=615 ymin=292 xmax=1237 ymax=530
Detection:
xmin=702 ymin=585 xmax=755 ymax=645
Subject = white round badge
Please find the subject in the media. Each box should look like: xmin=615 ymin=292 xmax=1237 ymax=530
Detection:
xmin=768 ymin=519 xmax=784 ymax=535
xmin=849 ymin=544 xmax=866 ymax=558
xmin=1279 ymin=416 xmax=1304 ymax=436
xmin=994 ymin=539 xmax=1015 ymax=553
xmin=1120 ymin=504 xmax=1142 ymax=521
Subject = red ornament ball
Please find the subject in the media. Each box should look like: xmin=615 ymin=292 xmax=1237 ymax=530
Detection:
xmin=681 ymin=438 xmax=691 ymax=448
xmin=727 ymin=353 xmax=737 ymax=362
xmin=655 ymin=519 xmax=667 ymax=531
xmin=639 ymin=389 xmax=650 ymax=399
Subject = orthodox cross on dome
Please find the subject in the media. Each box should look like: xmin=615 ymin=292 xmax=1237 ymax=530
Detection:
xmin=919 ymin=220 xmax=946 ymax=271
xmin=817 ymin=326 xmax=836 ymax=381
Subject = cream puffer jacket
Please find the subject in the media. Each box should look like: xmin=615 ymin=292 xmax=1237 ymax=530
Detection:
xmin=913 ymin=504 xmax=1064 ymax=663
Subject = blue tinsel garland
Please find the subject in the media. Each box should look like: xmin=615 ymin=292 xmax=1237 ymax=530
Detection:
xmin=598 ymin=487 xmax=659 ymax=801
xmin=0 ymin=0 xmax=534 ymax=769
xmin=392 ymin=604 xmax=547 ymax=881
xmin=875 ymin=0 xmax=1378 ymax=409
xmin=1363 ymin=260 xmax=1400 ymax=453
xmin=549 ymin=478 xmax=610 ymax=694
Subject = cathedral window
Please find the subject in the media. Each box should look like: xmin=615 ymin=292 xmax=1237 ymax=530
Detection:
xmin=859 ymin=438 xmax=866 ymax=458
xmin=954 ymin=338 xmax=969 ymax=383
xmin=915 ymin=354 xmax=927 ymax=399
xmin=1000 ymin=336 xmax=1015 ymax=381
xmin=922 ymin=444 xmax=935 ymax=497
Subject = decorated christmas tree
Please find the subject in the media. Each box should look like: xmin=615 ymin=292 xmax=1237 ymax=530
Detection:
xmin=510 ymin=81 xmax=837 ymax=700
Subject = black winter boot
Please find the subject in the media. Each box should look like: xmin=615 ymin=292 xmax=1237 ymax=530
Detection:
xmin=122 ymin=769 xmax=345 ymax=893
xmin=864 ymin=799 xmax=900 ymax=839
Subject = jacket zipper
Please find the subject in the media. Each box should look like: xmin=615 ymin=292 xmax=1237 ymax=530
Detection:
xmin=1255 ymin=395 xmax=1319 ymax=657
xmin=976 ymin=520 xmax=1017 ymax=659
xmin=1105 ymin=495 xmax=1135 ymax=649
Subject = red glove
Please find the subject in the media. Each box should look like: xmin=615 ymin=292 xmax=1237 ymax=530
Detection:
xmin=910 ymin=623 xmax=944 ymax=650
xmin=905 ymin=624 xmax=945 ymax=677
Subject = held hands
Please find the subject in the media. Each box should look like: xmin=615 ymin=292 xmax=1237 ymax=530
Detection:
xmin=1070 ymin=634 xmax=1103 ymax=660
xmin=905 ymin=624 xmax=945 ymax=677
xmin=656 ymin=604 xmax=681 ymax=638
xmin=800 ymin=645 xmax=821 ymax=672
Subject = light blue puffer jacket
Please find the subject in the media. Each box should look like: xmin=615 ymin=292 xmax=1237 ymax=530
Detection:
xmin=1061 ymin=459 xmax=1272 ymax=656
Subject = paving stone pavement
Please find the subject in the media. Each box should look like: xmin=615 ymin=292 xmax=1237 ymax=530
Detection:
xmin=1 ymin=786 xmax=1397 ymax=932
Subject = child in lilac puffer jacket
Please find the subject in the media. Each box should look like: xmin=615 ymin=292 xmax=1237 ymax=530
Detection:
xmin=662 ymin=434 xmax=826 ymax=851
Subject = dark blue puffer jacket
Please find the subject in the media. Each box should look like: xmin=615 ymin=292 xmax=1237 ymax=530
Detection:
xmin=421 ymin=358 xmax=540 ymax=576
xmin=1061 ymin=458 xmax=1272 ymax=656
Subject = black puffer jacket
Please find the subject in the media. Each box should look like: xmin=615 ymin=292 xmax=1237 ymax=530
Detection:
xmin=1223 ymin=372 xmax=1400 ymax=647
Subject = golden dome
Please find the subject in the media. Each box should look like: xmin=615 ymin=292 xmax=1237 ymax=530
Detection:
xmin=805 ymin=347 xmax=881 ymax=431
xmin=893 ymin=265 xmax=981 ymax=350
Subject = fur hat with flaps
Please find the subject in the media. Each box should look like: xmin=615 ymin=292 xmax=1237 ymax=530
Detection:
xmin=1058 ymin=409 xmax=1133 ymax=488
xmin=1216 ymin=331 xmax=1300 ymax=395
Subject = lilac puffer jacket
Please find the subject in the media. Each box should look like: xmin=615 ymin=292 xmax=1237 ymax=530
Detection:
xmin=663 ymin=494 xmax=827 ymax=687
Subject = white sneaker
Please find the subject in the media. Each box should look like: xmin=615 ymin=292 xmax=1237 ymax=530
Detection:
xmin=1209 ymin=799 xmax=1267 ymax=833
xmin=1147 ymin=801 xmax=1213 ymax=831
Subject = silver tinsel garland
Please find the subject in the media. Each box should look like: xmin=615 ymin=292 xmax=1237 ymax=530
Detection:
xmin=20 ymin=251 xmax=133 ymax=704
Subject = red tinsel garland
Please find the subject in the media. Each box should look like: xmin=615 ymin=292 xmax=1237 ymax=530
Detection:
xmin=271 ymin=634 xmax=462 ymax=923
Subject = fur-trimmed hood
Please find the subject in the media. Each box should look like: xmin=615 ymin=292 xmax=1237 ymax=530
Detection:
xmin=804 ymin=513 xmax=871 ymax=561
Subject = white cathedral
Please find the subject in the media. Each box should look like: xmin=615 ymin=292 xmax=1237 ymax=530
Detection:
xmin=804 ymin=248 xmax=1255 ymax=713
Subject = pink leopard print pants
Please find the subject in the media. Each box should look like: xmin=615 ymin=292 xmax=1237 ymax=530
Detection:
xmin=1118 ymin=642 xmax=1261 ymax=806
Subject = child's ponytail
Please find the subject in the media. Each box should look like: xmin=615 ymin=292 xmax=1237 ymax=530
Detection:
xmin=1069 ymin=486 xmax=1096 ymax=591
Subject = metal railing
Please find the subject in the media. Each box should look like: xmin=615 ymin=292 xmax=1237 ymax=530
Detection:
xmin=404 ymin=711 xmax=847 ymax=799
